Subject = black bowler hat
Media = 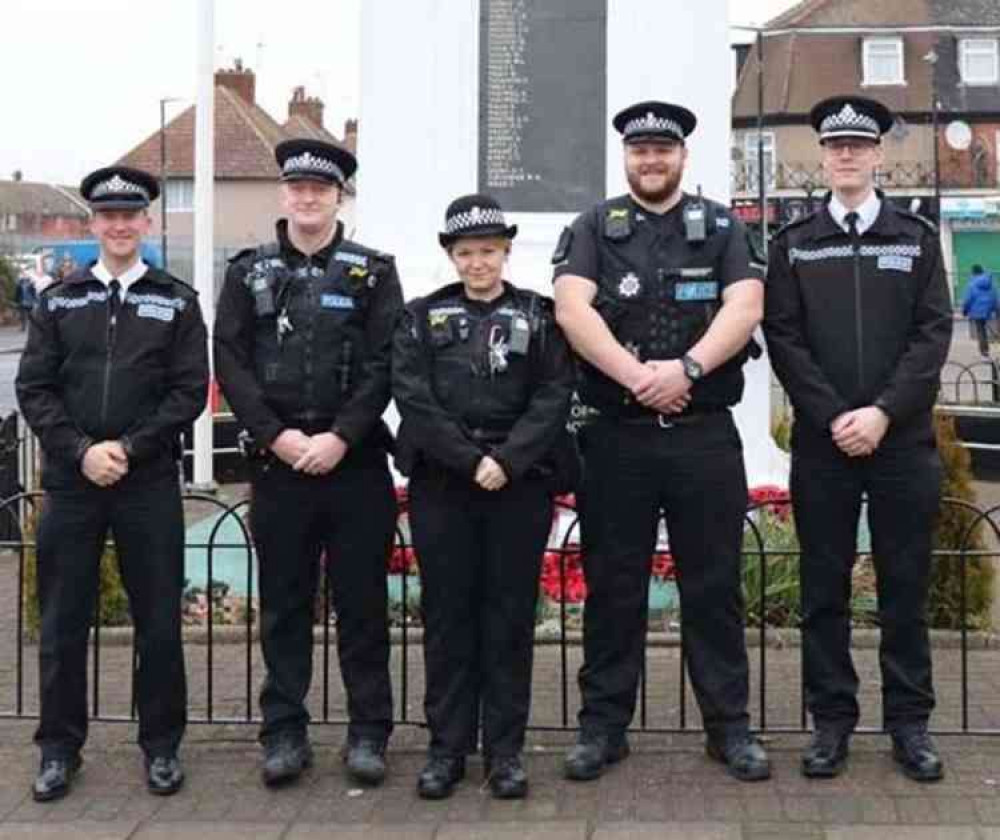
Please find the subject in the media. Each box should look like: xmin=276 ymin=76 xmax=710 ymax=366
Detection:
xmin=275 ymin=138 xmax=357 ymax=186
xmin=80 ymin=166 xmax=159 ymax=211
xmin=810 ymin=96 xmax=894 ymax=143
xmin=438 ymin=194 xmax=518 ymax=249
xmin=612 ymin=100 xmax=697 ymax=144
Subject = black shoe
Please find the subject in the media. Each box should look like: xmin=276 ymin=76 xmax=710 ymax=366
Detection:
xmin=417 ymin=755 xmax=465 ymax=800
xmin=564 ymin=732 xmax=630 ymax=781
xmin=486 ymin=755 xmax=528 ymax=799
xmin=146 ymin=755 xmax=184 ymax=796
xmin=891 ymin=727 xmax=944 ymax=783
xmin=344 ymin=737 xmax=387 ymax=785
xmin=32 ymin=755 xmax=82 ymax=802
xmin=706 ymin=734 xmax=771 ymax=782
xmin=261 ymin=734 xmax=313 ymax=787
xmin=802 ymin=728 xmax=850 ymax=779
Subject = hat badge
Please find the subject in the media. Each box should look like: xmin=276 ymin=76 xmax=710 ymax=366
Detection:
xmin=470 ymin=206 xmax=482 ymax=222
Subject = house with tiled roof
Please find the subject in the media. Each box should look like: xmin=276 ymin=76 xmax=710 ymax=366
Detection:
xmin=731 ymin=0 xmax=1000 ymax=294
xmin=0 ymin=176 xmax=90 ymax=250
xmin=117 ymin=62 xmax=357 ymax=266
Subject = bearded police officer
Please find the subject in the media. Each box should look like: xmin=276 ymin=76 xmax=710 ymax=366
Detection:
xmin=214 ymin=139 xmax=402 ymax=787
xmin=17 ymin=166 xmax=209 ymax=800
xmin=553 ymin=101 xmax=769 ymax=782
xmin=764 ymin=96 xmax=952 ymax=782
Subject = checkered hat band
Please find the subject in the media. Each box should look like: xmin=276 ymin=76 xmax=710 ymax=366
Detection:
xmin=820 ymin=105 xmax=880 ymax=138
xmin=445 ymin=207 xmax=506 ymax=234
xmin=282 ymin=151 xmax=345 ymax=183
xmin=91 ymin=175 xmax=150 ymax=201
xmin=623 ymin=115 xmax=683 ymax=139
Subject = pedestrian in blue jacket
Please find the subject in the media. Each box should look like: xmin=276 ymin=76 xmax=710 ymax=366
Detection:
xmin=962 ymin=264 xmax=998 ymax=356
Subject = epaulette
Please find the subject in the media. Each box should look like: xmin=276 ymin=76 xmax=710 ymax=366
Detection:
xmin=896 ymin=207 xmax=938 ymax=234
xmin=773 ymin=210 xmax=817 ymax=240
xmin=228 ymin=247 xmax=257 ymax=265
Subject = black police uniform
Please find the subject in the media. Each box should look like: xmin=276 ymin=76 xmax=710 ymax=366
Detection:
xmin=392 ymin=281 xmax=574 ymax=761
xmin=214 ymin=218 xmax=401 ymax=747
xmin=764 ymin=195 xmax=952 ymax=735
xmin=553 ymin=191 xmax=764 ymax=743
xmin=16 ymin=258 xmax=208 ymax=762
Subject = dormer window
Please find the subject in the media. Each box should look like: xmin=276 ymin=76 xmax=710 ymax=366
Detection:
xmin=863 ymin=37 xmax=905 ymax=86
xmin=960 ymin=39 xmax=999 ymax=86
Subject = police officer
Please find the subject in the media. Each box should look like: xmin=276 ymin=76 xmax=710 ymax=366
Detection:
xmin=764 ymin=96 xmax=952 ymax=782
xmin=553 ymin=101 xmax=769 ymax=782
xmin=16 ymin=166 xmax=209 ymax=801
xmin=214 ymin=139 xmax=401 ymax=787
xmin=393 ymin=195 xmax=575 ymax=800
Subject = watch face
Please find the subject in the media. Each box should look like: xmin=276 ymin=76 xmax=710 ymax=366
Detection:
xmin=684 ymin=356 xmax=703 ymax=380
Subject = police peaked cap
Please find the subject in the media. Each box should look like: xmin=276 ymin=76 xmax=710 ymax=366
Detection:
xmin=810 ymin=96 xmax=894 ymax=143
xmin=80 ymin=166 xmax=159 ymax=211
xmin=613 ymin=101 xmax=697 ymax=144
xmin=439 ymin=194 xmax=518 ymax=249
xmin=275 ymin=138 xmax=357 ymax=186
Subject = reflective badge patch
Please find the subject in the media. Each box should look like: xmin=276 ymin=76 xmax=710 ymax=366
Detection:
xmin=878 ymin=255 xmax=913 ymax=273
xmin=618 ymin=273 xmax=642 ymax=298
xmin=321 ymin=294 xmax=355 ymax=310
xmin=334 ymin=250 xmax=368 ymax=268
xmin=136 ymin=303 xmax=175 ymax=322
xmin=675 ymin=281 xmax=719 ymax=302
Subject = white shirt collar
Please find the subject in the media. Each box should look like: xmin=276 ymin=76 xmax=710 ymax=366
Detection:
xmin=91 ymin=259 xmax=148 ymax=293
xmin=827 ymin=190 xmax=881 ymax=235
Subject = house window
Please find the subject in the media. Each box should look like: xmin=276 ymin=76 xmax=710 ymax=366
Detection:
xmin=164 ymin=179 xmax=194 ymax=213
xmin=743 ymin=131 xmax=776 ymax=191
xmin=960 ymin=39 xmax=999 ymax=85
xmin=863 ymin=37 xmax=905 ymax=86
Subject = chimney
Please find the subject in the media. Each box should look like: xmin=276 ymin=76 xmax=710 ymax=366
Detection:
xmin=288 ymin=86 xmax=325 ymax=128
xmin=215 ymin=58 xmax=256 ymax=104
xmin=12 ymin=170 xmax=23 ymax=182
xmin=343 ymin=119 xmax=358 ymax=153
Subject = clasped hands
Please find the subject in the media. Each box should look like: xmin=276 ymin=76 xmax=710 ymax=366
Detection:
xmin=630 ymin=359 xmax=692 ymax=415
xmin=829 ymin=406 xmax=890 ymax=458
xmin=270 ymin=429 xmax=349 ymax=475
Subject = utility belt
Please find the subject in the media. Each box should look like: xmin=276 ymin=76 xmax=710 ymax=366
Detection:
xmin=610 ymin=407 xmax=729 ymax=429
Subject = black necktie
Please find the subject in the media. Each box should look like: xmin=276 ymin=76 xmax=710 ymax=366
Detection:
xmin=844 ymin=211 xmax=860 ymax=240
xmin=108 ymin=279 xmax=121 ymax=318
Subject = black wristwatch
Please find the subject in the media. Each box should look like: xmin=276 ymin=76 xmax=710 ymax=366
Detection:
xmin=681 ymin=354 xmax=704 ymax=382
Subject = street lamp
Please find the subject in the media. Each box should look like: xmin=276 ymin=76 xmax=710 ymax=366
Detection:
xmin=159 ymin=97 xmax=183 ymax=271
xmin=922 ymin=50 xmax=941 ymax=221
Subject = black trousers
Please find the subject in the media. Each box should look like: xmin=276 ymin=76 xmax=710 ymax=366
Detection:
xmin=790 ymin=435 xmax=941 ymax=734
xmin=409 ymin=466 xmax=551 ymax=759
xmin=250 ymin=451 xmax=395 ymax=744
xmin=577 ymin=413 xmax=750 ymax=741
xmin=34 ymin=473 xmax=187 ymax=760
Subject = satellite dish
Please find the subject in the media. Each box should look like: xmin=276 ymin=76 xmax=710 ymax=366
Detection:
xmin=946 ymin=120 xmax=973 ymax=151
xmin=889 ymin=116 xmax=909 ymax=141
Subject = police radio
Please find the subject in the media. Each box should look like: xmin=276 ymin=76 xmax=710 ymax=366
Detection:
xmin=684 ymin=186 xmax=708 ymax=244
xmin=249 ymin=273 xmax=276 ymax=317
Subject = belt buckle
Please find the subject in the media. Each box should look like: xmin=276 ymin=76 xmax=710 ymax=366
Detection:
xmin=657 ymin=414 xmax=674 ymax=430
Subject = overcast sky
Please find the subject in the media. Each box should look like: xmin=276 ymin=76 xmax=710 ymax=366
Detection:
xmin=1 ymin=0 xmax=800 ymax=186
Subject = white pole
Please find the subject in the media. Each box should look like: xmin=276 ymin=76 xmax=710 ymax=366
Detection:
xmin=191 ymin=0 xmax=216 ymax=490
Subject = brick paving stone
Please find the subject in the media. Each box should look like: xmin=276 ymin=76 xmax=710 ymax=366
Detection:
xmin=593 ymin=823 xmax=740 ymax=840
xmin=132 ymin=823 xmax=286 ymax=839
xmin=0 ymin=823 xmax=139 ymax=840
xmin=827 ymin=828 xmax=979 ymax=840
xmin=286 ymin=828 xmax=435 ymax=840
xmin=896 ymin=795 xmax=942 ymax=824
xmin=779 ymin=795 xmax=824 ymax=823
xmin=742 ymin=824 xmax=825 ymax=840
xmin=436 ymin=822 xmax=587 ymax=840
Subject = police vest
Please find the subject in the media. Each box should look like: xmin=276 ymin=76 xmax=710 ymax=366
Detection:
xmin=240 ymin=241 xmax=384 ymax=423
xmin=583 ymin=196 xmax=746 ymax=414
xmin=412 ymin=283 xmax=550 ymax=439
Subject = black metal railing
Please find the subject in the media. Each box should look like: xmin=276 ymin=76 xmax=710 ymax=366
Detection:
xmin=0 ymin=489 xmax=997 ymax=737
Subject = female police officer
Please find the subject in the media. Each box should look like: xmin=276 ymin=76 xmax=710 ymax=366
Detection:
xmin=392 ymin=194 xmax=575 ymax=800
